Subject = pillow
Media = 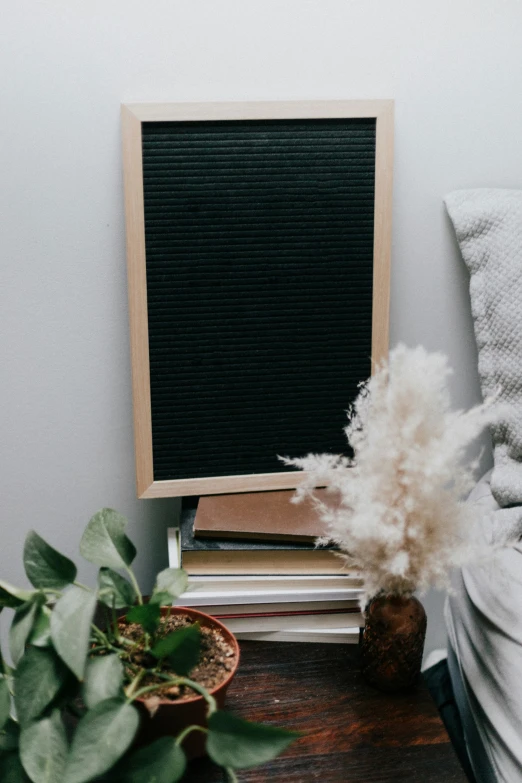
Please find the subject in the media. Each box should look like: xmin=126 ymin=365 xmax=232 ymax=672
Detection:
xmin=445 ymin=189 xmax=522 ymax=509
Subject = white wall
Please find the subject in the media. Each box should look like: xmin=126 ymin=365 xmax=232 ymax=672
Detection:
xmin=2 ymin=0 xmax=522 ymax=652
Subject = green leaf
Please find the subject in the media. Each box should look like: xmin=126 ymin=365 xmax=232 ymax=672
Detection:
xmin=153 ymin=569 xmax=188 ymax=601
xmin=20 ymin=710 xmax=68 ymax=783
xmin=23 ymin=531 xmax=77 ymax=590
xmin=0 ymin=752 xmax=30 ymax=783
xmin=97 ymin=568 xmax=135 ymax=609
xmin=0 ymin=640 xmax=14 ymax=679
xmin=0 ymin=719 xmax=20 ymax=752
xmin=207 ymin=711 xmax=300 ymax=769
xmin=150 ymin=624 xmax=200 ymax=676
xmin=64 ymin=699 xmax=139 ymax=783
xmin=10 ymin=598 xmax=42 ymax=665
xmin=126 ymin=603 xmax=161 ymax=635
xmin=14 ymin=647 xmax=67 ymax=726
xmin=121 ymin=737 xmax=186 ymax=783
xmin=149 ymin=591 xmax=174 ymax=607
xmin=0 ymin=676 xmax=11 ymax=731
xmin=82 ymin=655 xmax=124 ymax=709
xmin=29 ymin=605 xmax=52 ymax=648
xmin=0 ymin=580 xmax=35 ymax=609
xmin=80 ymin=509 xmax=136 ymax=570
xmin=50 ymin=586 xmax=97 ymax=681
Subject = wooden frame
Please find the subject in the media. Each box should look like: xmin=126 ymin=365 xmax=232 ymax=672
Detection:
xmin=122 ymin=100 xmax=394 ymax=499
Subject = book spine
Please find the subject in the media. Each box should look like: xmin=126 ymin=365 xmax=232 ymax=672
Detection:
xmin=220 ymin=613 xmax=363 ymax=632
xmin=208 ymin=607 xmax=360 ymax=620
xmin=176 ymin=589 xmax=363 ymax=606
xmin=233 ymin=628 xmax=360 ymax=644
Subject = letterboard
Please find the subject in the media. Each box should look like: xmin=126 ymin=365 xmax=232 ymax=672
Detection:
xmin=122 ymin=102 xmax=393 ymax=498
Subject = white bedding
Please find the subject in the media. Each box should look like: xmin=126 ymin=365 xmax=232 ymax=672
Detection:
xmin=443 ymin=189 xmax=522 ymax=781
xmin=446 ymin=471 xmax=522 ymax=782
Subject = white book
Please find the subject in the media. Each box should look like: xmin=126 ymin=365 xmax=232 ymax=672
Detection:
xmin=168 ymin=527 xmax=182 ymax=568
xmin=175 ymin=586 xmax=363 ymax=607
xmin=168 ymin=528 xmax=363 ymax=585
xmin=186 ymin=574 xmax=363 ymax=588
xmin=218 ymin=611 xmax=363 ymax=633
xmin=169 ymin=527 xmax=365 ymax=606
xmin=234 ymin=626 xmax=361 ymax=644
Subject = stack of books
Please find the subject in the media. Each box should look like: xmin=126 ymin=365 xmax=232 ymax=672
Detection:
xmin=170 ymin=490 xmax=364 ymax=643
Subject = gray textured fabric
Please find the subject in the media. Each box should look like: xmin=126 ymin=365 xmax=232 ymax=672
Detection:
xmin=445 ymin=189 xmax=522 ymax=515
xmin=445 ymin=191 xmax=522 ymax=781
xmin=446 ymin=472 xmax=522 ymax=782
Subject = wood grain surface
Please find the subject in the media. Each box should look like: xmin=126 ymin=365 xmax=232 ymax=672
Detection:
xmin=187 ymin=641 xmax=467 ymax=782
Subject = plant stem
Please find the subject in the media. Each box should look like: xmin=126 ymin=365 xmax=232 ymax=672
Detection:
xmin=118 ymin=635 xmax=136 ymax=647
xmin=90 ymin=624 xmax=124 ymax=656
xmin=103 ymin=607 xmax=113 ymax=643
xmin=175 ymin=724 xmax=208 ymax=747
xmin=73 ymin=581 xmax=92 ymax=592
xmin=125 ymin=567 xmax=143 ymax=605
xmin=111 ymin=600 xmax=121 ymax=642
xmin=125 ymin=668 xmax=146 ymax=700
xmin=89 ymin=645 xmax=109 ymax=655
xmin=91 ymin=624 xmax=111 ymax=647
xmin=225 ymin=768 xmax=239 ymax=783
xmin=127 ymin=677 xmax=218 ymax=715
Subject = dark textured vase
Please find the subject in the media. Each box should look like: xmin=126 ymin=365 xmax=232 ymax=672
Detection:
xmin=360 ymin=594 xmax=427 ymax=692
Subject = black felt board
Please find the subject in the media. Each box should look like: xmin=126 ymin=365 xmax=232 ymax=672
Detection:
xmin=142 ymin=118 xmax=375 ymax=482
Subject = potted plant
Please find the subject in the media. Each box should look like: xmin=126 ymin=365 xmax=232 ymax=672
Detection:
xmin=284 ymin=344 xmax=494 ymax=691
xmin=0 ymin=509 xmax=299 ymax=782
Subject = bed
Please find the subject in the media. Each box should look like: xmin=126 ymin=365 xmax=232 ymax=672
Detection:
xmin=443 ymin=189 xmax=522 ymax=783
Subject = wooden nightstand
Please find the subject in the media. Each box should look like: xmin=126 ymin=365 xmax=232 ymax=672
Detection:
xmin=187 ymin=641 xmax=467 ymax=782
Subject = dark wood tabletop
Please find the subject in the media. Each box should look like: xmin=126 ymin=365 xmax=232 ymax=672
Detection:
xmin=187 ymin=640 xmax=467 ymax=782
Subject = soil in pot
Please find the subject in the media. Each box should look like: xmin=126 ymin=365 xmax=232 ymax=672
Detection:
xmin=117 ymin=606 xmax=240 ymax=759
xmin=123 ymin=613 xmax=237 ymax=702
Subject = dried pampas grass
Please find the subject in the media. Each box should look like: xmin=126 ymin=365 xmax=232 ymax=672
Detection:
xmin=283 ymin=345 xmax=494 ymax=602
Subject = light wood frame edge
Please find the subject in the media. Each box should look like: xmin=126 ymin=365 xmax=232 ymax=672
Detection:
xmin=122 ymin=105 xmax=154 ymax=497
xmin=121 ymin=100 xmax=394 ymax=499
xmin=371 ymin=100 xmax=394 ymax=367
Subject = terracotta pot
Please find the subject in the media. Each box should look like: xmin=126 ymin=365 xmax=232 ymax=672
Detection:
xmin=132 ymin=606 xmax=240 ymax=759
xmin=360 ymin=594 xmax=426 ymax=693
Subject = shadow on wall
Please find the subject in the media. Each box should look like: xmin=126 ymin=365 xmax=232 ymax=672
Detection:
xmin=117 ymin=496 xmax=182 ymax=595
